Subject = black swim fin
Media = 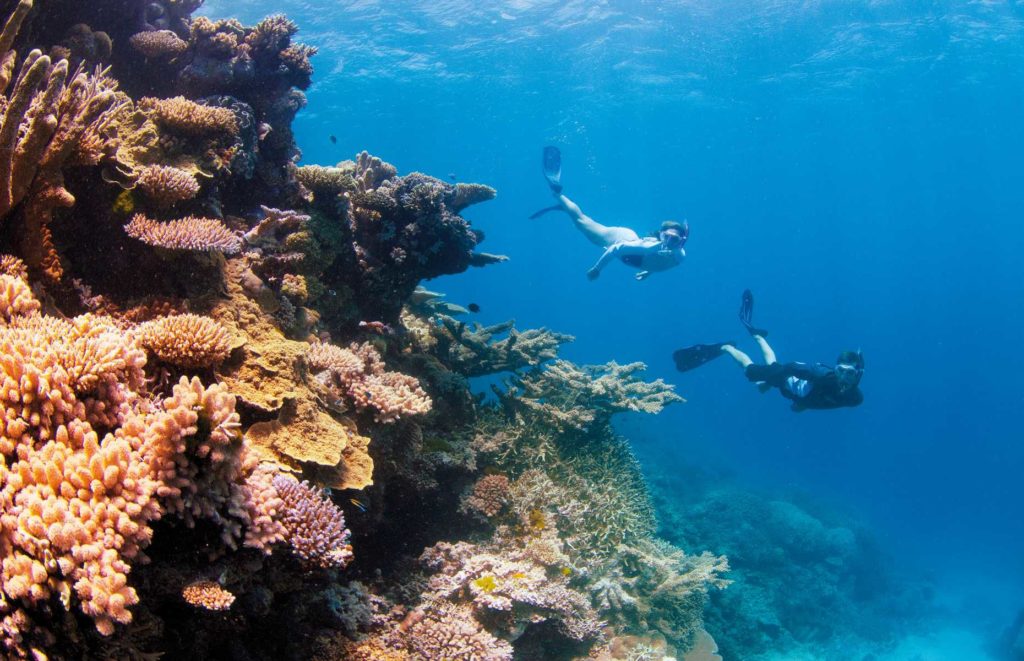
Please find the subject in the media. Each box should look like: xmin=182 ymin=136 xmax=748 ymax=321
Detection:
xmin=529 ymin=204 xmax=561 ymax=220
xmin=543 ymin=146 xmax=562 ymax=193
xmin=738 ymin=289 xmax=768 ymax=337
xmin=673 ymin=343 xmax=731 ymax=373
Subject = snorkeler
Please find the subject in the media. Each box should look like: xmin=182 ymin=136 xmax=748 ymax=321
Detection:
xmin=530 ymin=146 xmax=687 ymax=281
xmin=673 ymin=290 xmax=864 ymax=412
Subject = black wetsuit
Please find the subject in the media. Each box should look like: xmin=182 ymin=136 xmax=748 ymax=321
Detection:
xmin=744 ymin=362 xmax=863 ymax=412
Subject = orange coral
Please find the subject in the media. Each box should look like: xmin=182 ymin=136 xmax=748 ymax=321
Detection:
xmin=181 ymin=581 xmax=235 ymax=611
xmin=134 ymin=164 xmax=200 ymax=207
xmin=0 ymin=274 xmax=40 ymax=322
xmin=0 ymin=254 xmax=28 ymax=279
xmin=136 ymin=314 xmax=234 ymax=368
xmin=125 ymin=213 xmax=242 ymax=254
xmin=138 ymin=96 xmax=238 ymax=136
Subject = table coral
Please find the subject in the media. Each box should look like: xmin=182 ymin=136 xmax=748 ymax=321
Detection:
xmin=125 ymin=213 xmax=242 ymax=254
xmin=129 ymin=29 xmax=188 ymax=59
xmin=139 ymin=96 xmax=239 ymax=136
xmin=435 ymin=316 xmax=574 ymax=377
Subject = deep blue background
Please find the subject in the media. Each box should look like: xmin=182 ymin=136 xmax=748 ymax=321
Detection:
xmin=210 ymin=0 xmax=1024 ymax=629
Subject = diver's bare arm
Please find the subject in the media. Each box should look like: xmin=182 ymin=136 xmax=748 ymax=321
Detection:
xmin=587 ymin=244 xmax=620 ymax=279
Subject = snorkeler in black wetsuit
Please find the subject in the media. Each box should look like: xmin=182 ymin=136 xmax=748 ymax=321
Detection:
xmin=673 ymin=290 xmax=864 ymax=412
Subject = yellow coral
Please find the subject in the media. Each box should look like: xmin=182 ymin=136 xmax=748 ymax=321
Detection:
xmin=472 ymin=575 xmax=498 ymax=593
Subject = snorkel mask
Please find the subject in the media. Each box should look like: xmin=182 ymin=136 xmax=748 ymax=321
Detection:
xmin=834 ymin=350 xmax=864 ymax=391
xmin=659 ymin=220 xmax=689 ymax=247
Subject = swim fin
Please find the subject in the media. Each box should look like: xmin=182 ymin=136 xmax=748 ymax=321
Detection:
xmin=543 ymin=146 xmax=562 ymax=193
xmin=672 ymin=343 xmax=731 ymax=373
xmin=738 ymin=289 xmax=768 ymax=337
xmin=529 ymin=204 xmax=562 ymax=220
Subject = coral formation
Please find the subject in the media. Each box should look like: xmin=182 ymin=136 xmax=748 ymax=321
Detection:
xmin=0 ymin=1 xmax=730 ymax=659
xmin=136 ymin=313 xmax=234 ymax=368
xmin=125 ymin=213 xmax=242 ymax=253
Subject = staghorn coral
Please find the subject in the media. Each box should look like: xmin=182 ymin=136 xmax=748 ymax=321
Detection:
xmin=306 ymin=341 xmax=431 ymax=423
xmin=130 ymin=30 xmax=189 ymax=59
xmin=138 ymin=96 xmax=239 ymax=136
xmin=270 ymin=473 xmax=353 ymax=569
xmin=436 ymin=315 xmax=574 ymax=377
xmin=136 ymin=313 xmax=234 ymax=368
xmin=509 ymin=359 xmax=684 ymax=431
xmin=133 ymin=164 xmax=200 ymax=207
xmin=125 ymin=213 xmax=242 ymax=254
xmin=181 ymin=581 xmax=236 ymax=611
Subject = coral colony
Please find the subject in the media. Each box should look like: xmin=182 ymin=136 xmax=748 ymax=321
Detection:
xmin=0 ymin=1 xmax=726 ymax=659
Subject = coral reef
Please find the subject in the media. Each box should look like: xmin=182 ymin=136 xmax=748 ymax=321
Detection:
xmin=0 ymin=1 xmax=729 ymax=659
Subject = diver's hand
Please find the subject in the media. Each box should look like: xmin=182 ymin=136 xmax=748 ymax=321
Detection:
xmin=586 ymin=267 xmax=600 ymax=281
xmin=635 ymin=270 xmax=650 ymax=281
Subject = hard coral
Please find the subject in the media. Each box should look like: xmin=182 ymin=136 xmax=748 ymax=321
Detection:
xmin=134 ymin=164 xmax=201 ymax=207
xmin=139 ymin=96 xmax=239 ymax=136
xmin=306 ymin=341 xmax=431 ymax=423
xmin=129 ymin=30 xmax=188 ymax=59
xmin=136 ymin=314 xmax=234 ymax=368
xmin=182 ymin=580 xmax=236 ymax=611
xmin=0 ymin=274 xmax=40 ymax=321
xmin=271 ymin=473 xmax=353 ymax=569
xmin=406 ymin=601 xmax=513 ymax=661
xmin=125 ymin=213 xmax=242 ymax=254
xmin=459 ymin=474 xmax=511 ymax=519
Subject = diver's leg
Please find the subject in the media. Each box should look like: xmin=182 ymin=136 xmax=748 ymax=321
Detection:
xmin=754 ymin=335 xmax=777 ymax=365
xmin=558 ymin=194 xmax=640 ymax=246
xmin=721 ymin=344 xmax=753 ymax=369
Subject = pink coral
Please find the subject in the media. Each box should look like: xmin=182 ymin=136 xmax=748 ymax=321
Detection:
xmin=125 ymin=213 xmax=242 ymax=254
xmin=406 ymin=601 xmax=513 ymax=661
xmin=459 ymin=474 xmax=511 ymax=518
xmin=306 ymin=341 xmax=431 ymax=423
xmin=271 ymin=473 xmax=352 ymax=569
xmin=0 ymin=274 xmax=40 ymax=322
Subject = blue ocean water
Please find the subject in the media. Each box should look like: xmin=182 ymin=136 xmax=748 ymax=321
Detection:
xmin=206 ymin=1 xmax=1024 ymax=655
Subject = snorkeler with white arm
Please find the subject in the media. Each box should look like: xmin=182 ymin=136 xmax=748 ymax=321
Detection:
xmin=673 ymin=290 xmax=864 ymax=412
xmin=530 ymin=146 xmax=688 ymax=281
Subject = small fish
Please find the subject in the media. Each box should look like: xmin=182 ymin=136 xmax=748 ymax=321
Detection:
xmin=257 ymin=122 xmax=272 ymax=141
xmin=448 ymin=173 xmax=457 ymax=182
xmin=349 ymin=498 xmax=367 ymax=512
xmin=329 ymin=134 xmax=337 ymax=144
xmin=467 ymin=303 xmax=480 ymax=313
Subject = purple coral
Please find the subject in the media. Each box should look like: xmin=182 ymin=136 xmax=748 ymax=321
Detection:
xmin=272 ymin=474 xmax=353 ymax=569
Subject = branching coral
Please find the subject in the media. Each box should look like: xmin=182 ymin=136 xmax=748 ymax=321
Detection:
xmin=436 ymin=315 xmax=574 ymax=377
xmin=182 ymin=581 xmax=236 ymax=611
xmin=459 ymin=474 xmax=511 ymax=519
xmin=0 ymin=273 xmax=40 ymax=321
xmin=136 ymin=314 xmax=234 ymax=368
xmin=508 ymin=359 xmax=684 ymax=431
xmin=138 ymin=96 xmax=239 ymax=136
xmin=270 ymin=473 xmax=353 ymax=569
xmin=306 ymin=341 xmax=431 ymax=423
xmin=406 ymin=601 xmax=514 ymax=661
xmin=133 ymin=164 xmax=200 ymax=207
xmin=420 ymin=539 xmax=603 ymax=642
xmin=125 ymin=213 xmax=242 ymax=253
xmin=129 ymin=30 xmax=189 ymax=59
